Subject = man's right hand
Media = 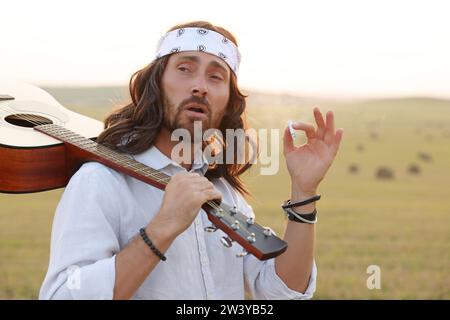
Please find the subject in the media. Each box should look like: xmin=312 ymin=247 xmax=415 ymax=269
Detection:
xmin=149 ymin=172 xmax=222 ymax=239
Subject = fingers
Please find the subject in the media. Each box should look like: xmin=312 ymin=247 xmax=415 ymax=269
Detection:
xmin=283 ymin=121 xmax=316 ymax=154
xmin=283 ymin=120 xmax=316 ymax=152
xmin=313 ymin=107 xmax=335 ymax=145
xmin=330 ymin=128 xmax=344 ymax=157
xmin=169 ymin=172 xmax=213 ymax=194
xmin=324 ymin=110 xmax=335 ymax=145
xmin=170 ymin=171 xmax=221 ymax=203
xmin=201 ymin=188 xmax=222 ymax=202
xmin=184 ymin=173 xmax=220 ymax=201
xmin=283 ymin=126 xmax=295 ymax=154
xmin=313 ymin=108 xmax=337 ymax=146
xmin=291 ymin=121 xmax=316 ymax=140
xmin=288 ymin=108 xmax=343 ymax=154
xmin=198 ymin=180 xmax=215 ymax=191
xmin=196 ymin=185 xmax=222 ymax=206
xmin=313 ymin=107 xmax=326 ymax=140
xmin=173 ymin=172 xmax=206 ymax=183
xmin=174 ymin=171 xmax=216 ymax=191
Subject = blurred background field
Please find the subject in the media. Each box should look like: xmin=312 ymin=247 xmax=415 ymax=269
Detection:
xmin=1 ymin=87 xmax=449 ymax=299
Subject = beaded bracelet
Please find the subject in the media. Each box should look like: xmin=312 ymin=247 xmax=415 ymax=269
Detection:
xmin=139 ymin=228 xmax=167 ymax=261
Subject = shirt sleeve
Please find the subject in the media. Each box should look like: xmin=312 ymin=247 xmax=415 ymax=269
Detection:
xmin=244 ymin=255 xmax=317 ymax=300
xmin=39 ymin=162 xmax=123 ymax=300
xmin=233 ymin=190 xmax=317 ymax=300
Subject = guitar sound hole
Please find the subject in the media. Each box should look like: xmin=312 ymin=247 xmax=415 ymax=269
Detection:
xmin=5 ymin=113 xmax=53 ymax=128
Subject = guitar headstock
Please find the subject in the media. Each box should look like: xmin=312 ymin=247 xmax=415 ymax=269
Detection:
xmin=202 ymin=200 xmax=288 ymax=260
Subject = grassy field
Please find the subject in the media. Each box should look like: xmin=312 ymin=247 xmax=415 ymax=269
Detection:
xmin=1 ymin=88 xmax=449 ymax=299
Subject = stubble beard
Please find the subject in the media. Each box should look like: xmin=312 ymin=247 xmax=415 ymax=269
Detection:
xmin=162 ymin=95 xmax=222 ymax=144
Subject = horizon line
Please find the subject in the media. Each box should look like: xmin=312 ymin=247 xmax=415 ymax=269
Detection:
xmin=38 ymin=83 xmax=450 ymax=102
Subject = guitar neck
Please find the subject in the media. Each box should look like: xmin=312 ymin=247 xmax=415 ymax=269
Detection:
xmin=34 ymin=123 xmax=171 ymax=191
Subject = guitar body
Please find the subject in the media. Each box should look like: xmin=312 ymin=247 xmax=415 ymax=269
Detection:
xmin=0 ymin=80 xmax=103 ymax=193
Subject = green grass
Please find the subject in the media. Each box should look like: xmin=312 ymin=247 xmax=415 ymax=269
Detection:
xmin=1 ymin=91 xmax=449 ymax=299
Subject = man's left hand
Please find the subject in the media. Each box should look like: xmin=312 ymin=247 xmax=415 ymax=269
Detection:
xmin=283 ymin=107 xmax=344 ymax=197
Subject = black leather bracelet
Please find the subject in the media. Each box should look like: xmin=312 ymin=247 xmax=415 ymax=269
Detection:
xmin=281 ymin=195 xmax=321 ymax=209
xmin=139 ymin=228 xmax=167 ymax=261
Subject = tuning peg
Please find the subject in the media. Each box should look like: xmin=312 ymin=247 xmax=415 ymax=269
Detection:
xmin=204 ymin=224 xmax=218 ymax=232
xmin=230 ymin=206 xmax=237 ymax=215
xmin=246 ymin=217 xmax=254 ymax=225
xmin=263 ymin=227 xmax=273 ymax=237
xmin=220 ymin=236 xmax=233 ymax=248
xmin=214 ymin=208 xmax=224 ymax=218
xmin=236 ymin=250 xmax=248 ymax=258
xmin=231 ymin=220 xmax=240 ymax=230
xmin=247 ymin=233 xmax=256 ymax=243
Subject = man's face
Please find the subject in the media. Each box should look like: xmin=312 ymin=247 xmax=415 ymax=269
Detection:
xmin=161 ymin=51 xmax=231 ymax=136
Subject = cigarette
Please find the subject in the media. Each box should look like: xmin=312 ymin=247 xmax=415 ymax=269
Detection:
xmin=288 ymin=120 xmax=296 ymax=139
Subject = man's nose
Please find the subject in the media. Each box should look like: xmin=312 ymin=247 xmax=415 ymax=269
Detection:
xmin=190 ymin=76 xmax=208 ymax=97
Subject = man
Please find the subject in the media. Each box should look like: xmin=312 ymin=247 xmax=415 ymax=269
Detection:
xmin=39 ymin=21 xmax=343 ymax=299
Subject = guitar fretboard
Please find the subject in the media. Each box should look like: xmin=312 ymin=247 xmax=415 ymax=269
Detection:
xmin=34 ymin=123 xmax=171 ymax=186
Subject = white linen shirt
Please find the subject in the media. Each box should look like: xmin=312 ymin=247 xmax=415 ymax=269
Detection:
xmin=39 ymin=145 xmax=317 ymax=300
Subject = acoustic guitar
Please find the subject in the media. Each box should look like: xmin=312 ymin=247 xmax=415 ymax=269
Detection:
xmin=0 ymin=80 xmax=288 ymax=260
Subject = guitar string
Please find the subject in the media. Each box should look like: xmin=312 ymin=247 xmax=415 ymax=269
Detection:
xmin=0 ymin=105 xmax=256 ymax=239
xmin=0 ymin=106 xmax=51 ymax=126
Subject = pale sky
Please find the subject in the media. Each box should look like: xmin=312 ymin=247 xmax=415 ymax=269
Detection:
xmin=1 ymin=0 xmax=450 ymax=98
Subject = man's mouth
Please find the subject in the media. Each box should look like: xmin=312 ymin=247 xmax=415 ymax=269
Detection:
xmin=183 ymin=103 xmax=209 ymax=120
xmin=185 ymin=103 xmax=208 ymax=114
xmin=188 ymin=107 xmax=205 ymax=113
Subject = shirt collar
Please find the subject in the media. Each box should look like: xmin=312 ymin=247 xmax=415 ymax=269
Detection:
xmin=133 ymin=145 xmax=210 ymax=176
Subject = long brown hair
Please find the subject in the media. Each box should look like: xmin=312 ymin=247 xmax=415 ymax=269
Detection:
xmin=97 ymin=21 xmax=254 ymax=197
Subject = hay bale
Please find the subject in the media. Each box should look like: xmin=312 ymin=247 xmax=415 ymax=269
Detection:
xmin=376 ymin=166 xmax=395 ymax=180
xmin=348 ymin=164 xmax=359 ymax=174
xmin=417 ymin=152 xmax=432 ymax=162
xmin=407 ymin=164 xmax=421 ymax=175
xmin=370 ymin=132 xmax=379 ymax=140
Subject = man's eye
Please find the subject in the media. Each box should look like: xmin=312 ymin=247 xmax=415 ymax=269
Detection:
xmin=178 ymin=67 xmax=190 ymax=72
xmin=210 ymin=75 xmax=223 ymax=81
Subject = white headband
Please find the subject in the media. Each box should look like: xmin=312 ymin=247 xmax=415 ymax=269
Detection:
xmin=155 ymin=27 xmax=241 ymax=75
